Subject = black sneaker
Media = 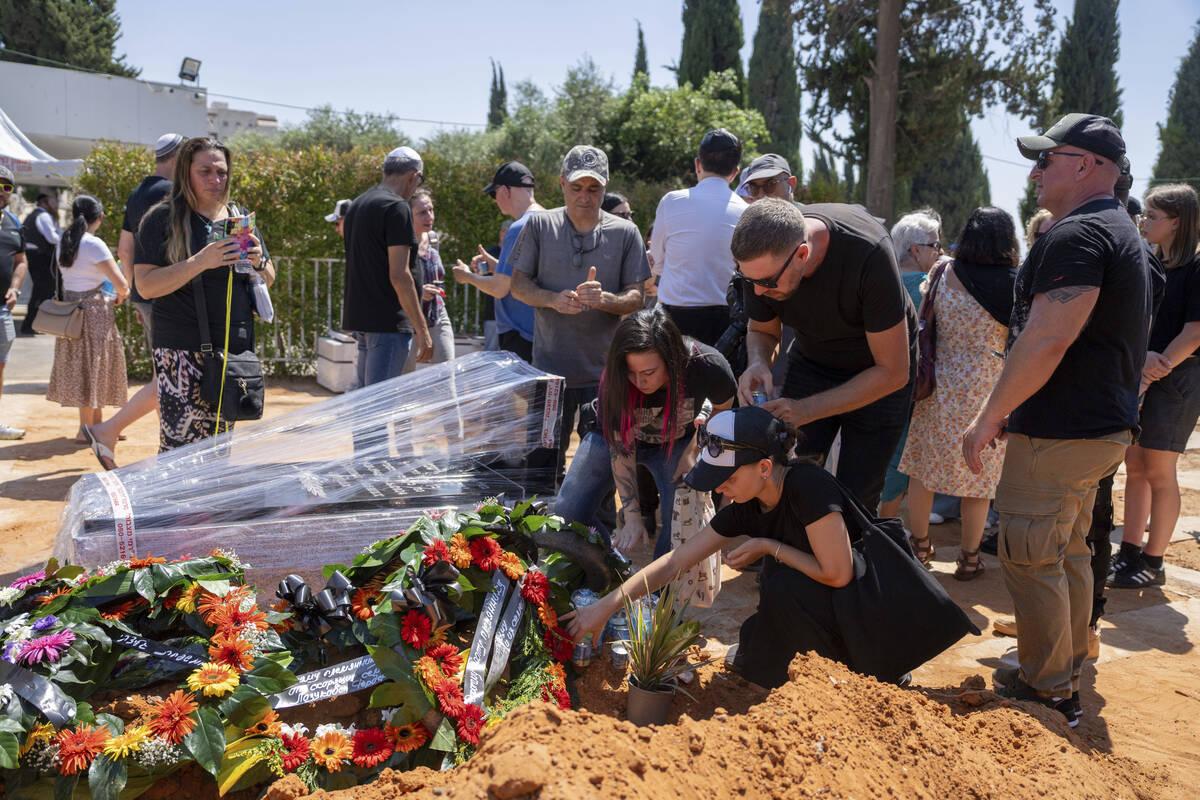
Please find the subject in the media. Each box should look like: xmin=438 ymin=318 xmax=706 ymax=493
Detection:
xmin=980 ymin=530 xmax=999 ymax=556
xmin=992 ymin=667 xmax=1078 ymax=728
xmin=1108 ymin=557 xmax=1165 ymax=589
xmin=1072 ymin=690 xmax=1083 ymax=721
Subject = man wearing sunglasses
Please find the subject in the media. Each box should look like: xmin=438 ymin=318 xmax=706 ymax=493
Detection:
xmin=732 ymin=198 xmax=917 ymax=511
xmin=962 ymin=113 xmax=1153 ymax=726
xmin=0 ymin=165 xmax=29 ymax=438
xmin=510 ymin=145 xmax=650 ymax=486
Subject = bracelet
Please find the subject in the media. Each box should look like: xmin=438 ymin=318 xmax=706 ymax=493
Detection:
xmin=774 ymin=542 xmax=782 ymax=560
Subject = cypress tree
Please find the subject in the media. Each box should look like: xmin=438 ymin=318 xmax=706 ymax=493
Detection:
xmin=908 ymin=113 xmax=991 ymax=243
xmin=1153 ymin=22 xmax=1200 ymax=193
xmin=633 ymin=20 xmax=649 ymax=80
xmin=747 ymin=0 xmax=801 ymax=167
xmin=1021 ymin=0 xmax=1123 ymax=224
xmin=487 ymin=60 xmax=508 ymax=130
xmin=678 ymin=0 xmax=746 ymax=104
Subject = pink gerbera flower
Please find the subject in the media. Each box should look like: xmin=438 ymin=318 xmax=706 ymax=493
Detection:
xmin=17 ymin=629 xmax=76 ymax=665
xmin=10 ymin=570 xmax=46 ymax=590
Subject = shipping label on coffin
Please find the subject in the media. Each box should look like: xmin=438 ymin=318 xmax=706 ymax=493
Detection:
xmin=270 ymin=654 xmax=387 ymax=709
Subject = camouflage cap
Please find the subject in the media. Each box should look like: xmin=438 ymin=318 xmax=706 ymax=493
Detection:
xmin=561 ymin=145 xmax=608 ymax=185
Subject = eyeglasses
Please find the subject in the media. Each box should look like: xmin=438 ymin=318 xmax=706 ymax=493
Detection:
xmin=697 ymin=423 xmax=765 ymax=459
xmin=920 ymin=241 xmax=942 ymax=251
xmin=744 ymin=175 xmax=785 ymax=198
xmin=416 ymin=171 xmax=425 ymax=186
xmin=735 ymin=243 xmax=802 ymax=289
xmin=0 ymin=183 xmax=13 ymax=193
xmin=571 ymin=232 xmax=599 ymax=268
xmin=1034 ymin=150 xmax=1104 ymax=170
xmin=612 ymin=210 xmax=634 ymax=220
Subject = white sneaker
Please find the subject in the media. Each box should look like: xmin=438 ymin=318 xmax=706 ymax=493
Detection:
xmin=0 ymin=423 xmax=25 ymax=440
xmin=929 ymin=512 xmax=946 ymax=524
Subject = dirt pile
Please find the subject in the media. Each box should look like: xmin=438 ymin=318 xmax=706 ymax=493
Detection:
xmin=294 ymin=654 xmax=1164 ymax=800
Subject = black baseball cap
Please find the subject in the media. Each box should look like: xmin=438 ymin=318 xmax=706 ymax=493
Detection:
xmin=1016 ymin=113 xmax=1126 ymax=163
xmin=737 ymin=154 xmax=792 ymax=194
xmin=683 ymin=407 xmax=791 ymax=492
xmin=699 ymin=128 xmax=741 ymax=153
xmin=483 ymin=161 xmax=535 ymax=195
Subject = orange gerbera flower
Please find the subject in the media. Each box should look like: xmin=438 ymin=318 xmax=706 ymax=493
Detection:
xmin=56 ymin=725 xmax=110 ymax=775
xmin=198 ymin=586 xmax=254 ymax=622
xmin=127 ymin=554 xmax=166 ymax=569
xmin=34 ymin=587 xmax=70 ymax=606
xmin=310 ymin=731 xmax=352 ymax=771
xmin=425 ymin=642 xmax=463 ymax=677
xmin=414 ymin=655 xmax=443 ymax=687
xmin=208 ymin=632 xmax=254 ymax=672
xmin=206 ymin=604 xmax=269 ymax=637
xmin=351 ymin=588 xmax=381 ymax=621
xmin=448 ymin=534 xmax=472 ymax=569
xmin=536 ymin=602 xmax=558 ymax=629
xmin=498 ymin=552 xmax=525 ymax=581
xmin=351 ymin=728 xmax=393 ymax=768
xmin=241 ymin=708 xmax=281 ymax=737
xmin=146 ymin=691 xmax=198 ymax=743
xmin=545 ymin=661 xmax=566 ymax=690
xmin=99 ymin=597 xmax=147 ymax=621
xmin=389 ymin=722 xmax=429 ymax=753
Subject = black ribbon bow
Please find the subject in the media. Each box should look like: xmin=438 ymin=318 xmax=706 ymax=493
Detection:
xmin=387 ymin=561 xmax=459 ymax=630
xmin=276 ymin=571 xmax=354 ymax=639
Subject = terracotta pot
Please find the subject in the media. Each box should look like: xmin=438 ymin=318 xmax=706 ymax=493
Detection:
xmin=626 ymin=676 xmax=674 ymax=726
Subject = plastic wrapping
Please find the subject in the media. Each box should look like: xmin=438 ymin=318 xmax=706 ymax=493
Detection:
xmin=53 ymin=352 xmax=564 ymax=587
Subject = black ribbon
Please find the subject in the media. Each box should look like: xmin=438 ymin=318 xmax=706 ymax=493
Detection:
xmin=387 ymin=561 xmax=459 ymax=630
xmin=276 ymin=571 xmax=354 ymax=639
xmin=0 ymin=660 xmax=77 ymax=726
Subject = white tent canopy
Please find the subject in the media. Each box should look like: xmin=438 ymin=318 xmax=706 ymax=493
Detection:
xmin=0 ymin=104 xmax=80 ymax=186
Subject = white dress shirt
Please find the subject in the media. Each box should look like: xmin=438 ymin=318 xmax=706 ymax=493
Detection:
xmin=651 ymin=176 xmax=747 ymax=307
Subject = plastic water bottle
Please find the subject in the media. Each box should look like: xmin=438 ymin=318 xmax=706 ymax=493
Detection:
xmin=570 ymin=589 xmax=601 ymax=667
xmin=607 ymin=608 xmax=630 ymax=668
xmin=100 ymin=280 xmax=117 ymax=304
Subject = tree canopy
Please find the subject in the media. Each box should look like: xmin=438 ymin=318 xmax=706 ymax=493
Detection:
xmin=229 ymin=105 xmax=407 ymax=154
xmin=747 ymin=0 xmax=801 ymax=168
xmin=488 ymin=59 xmax=508 ymax=131
xmin=1153 ymin=21 xmax=1200 ymax=193
xmin=678 ymin=0 xmax=746 ymax=104
xmin=633 ymin=20 xmax=649 ymax=80
xmin=0 ymin=0 xmax=139 ymax=77
xmin=905 ymin=112 xmax=991 ymax=243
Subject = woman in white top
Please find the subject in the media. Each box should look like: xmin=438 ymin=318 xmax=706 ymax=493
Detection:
xmin=46 ymin=194 xmax=130 ymax=442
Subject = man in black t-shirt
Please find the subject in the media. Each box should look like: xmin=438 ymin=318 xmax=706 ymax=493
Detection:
xmin=732 ymin=198 xmax=917 ymax=510
xmin=342 ymin=146 xmax=432 ymax=388
xmin=963 ymin=114 xmax=1152 ymax=725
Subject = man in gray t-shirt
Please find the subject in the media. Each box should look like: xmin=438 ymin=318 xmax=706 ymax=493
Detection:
xmin=510 ymin=145 xmax=650 ymax=484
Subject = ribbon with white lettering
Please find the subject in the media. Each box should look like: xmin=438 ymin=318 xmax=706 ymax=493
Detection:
xmin=269 ymin=655 xmax=386 ymax=709
xmin=113 ymin=632 xmax=207 ymax=668
xmin=95 ymin=471 xmax=137 ymax=561
xmin=484 ymin=588 xmax=525 ymax=694
xmin=540 ymin=378 xmax=563 ymax=448
xmin=463 ymin=573 xmax=510 ymax=707
xmin=0 ymin=661 xmax=77 ymax=726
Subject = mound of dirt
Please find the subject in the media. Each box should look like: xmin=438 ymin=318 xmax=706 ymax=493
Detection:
xmin=294 ymin=653 xmax=1166 ymax=800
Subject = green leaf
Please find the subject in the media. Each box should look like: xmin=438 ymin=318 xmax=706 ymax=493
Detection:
xmin=132 ymin=569 xmax=156 ymax=603
xmin=94 ymin=713 xmax=125 ymax=735
xmin=429 ymin=717 xmax=457 ymax=752
xmin=183 ymin=707 xmax=226 ymax=778
xmin=195 ymin=578 xmax=232 ymax=597
xmin=54 ymin=565 xmax=85 ymax=582
xmin=367 ymin=612 xmax=403 ymax=649
xmin=0 ymin=730 xmax=19 ymax=769
xmin=512 ymin=497 xmax=534 ymax=520
xmin=366 ymin=645 xmax=413 ymax=682
xmin=320 ymin=563 xmax=349 ymax=579
xmin=53 ymin=772 xmax=79 ymax=800
xmin=76 ymin=572 xmax=136 ymax=599
xmin=367 ymin=679 xmax=431 ymax=724
xmin=217 ymin=685 xmax=270 ymax=731
xmin=241 ymin=657 xmax=297 ymax=695
xmin=519 ymin=515 xmax=551 ymax=533
xmin=73 ymin=702 xmax=95 ymax=726
xmin=88 ymin=753 xmax=128 ymax=800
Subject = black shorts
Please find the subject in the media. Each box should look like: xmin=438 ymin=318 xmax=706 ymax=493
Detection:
xmin=1138 ymin=357 xmax=1200 ymax=453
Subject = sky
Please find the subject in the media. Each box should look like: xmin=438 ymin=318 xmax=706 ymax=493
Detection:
xmin=112 ymin=0 xmax=1199 ymax=231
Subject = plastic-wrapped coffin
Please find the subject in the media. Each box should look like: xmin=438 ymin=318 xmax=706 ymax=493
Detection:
xmin=53 ymin=352 xmax=564 ymax=586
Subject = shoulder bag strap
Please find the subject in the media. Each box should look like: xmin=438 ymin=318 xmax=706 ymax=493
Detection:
xmin=191 ymin=276 xmax=213 ymax=354
xmin=919 ymin=262 xmax=948 ymax=322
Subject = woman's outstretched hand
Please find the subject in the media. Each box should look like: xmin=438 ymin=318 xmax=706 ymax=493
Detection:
xmin=561 ymin=601 xmax=610 ymax=645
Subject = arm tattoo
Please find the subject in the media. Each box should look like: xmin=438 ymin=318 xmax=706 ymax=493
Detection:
xmin=1045 ymin=285 xmax=1097 ymax=304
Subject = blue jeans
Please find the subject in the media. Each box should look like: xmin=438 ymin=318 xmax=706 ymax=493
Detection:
xmin=354 ymin=331 xmax=412 ymax=387
xmin=554 ymin=431 xmax=685 ymax=559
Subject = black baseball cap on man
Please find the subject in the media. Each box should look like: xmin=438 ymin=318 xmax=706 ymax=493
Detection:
xmin=699 ymin=128 xmax=741 ymax=153
xmin=484 ymin=161 xmax=535 ymax=196
xmin=684 ymin=406 xmax=791 ymax=491
xmin=1016 ymin=113 xmax=1126 ymax=163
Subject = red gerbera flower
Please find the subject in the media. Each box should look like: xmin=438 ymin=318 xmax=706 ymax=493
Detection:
xmin=542 ymin=624 xmax=574 ymax=662
xmin=146 ymin=690 xmax=198 ymax=744
xmin=468 ymin=537 xmax=503 ymax=571
xmin=389 ymin=722 xmax=429 ymax=753
xmin=424 ymin=641 xmax=462 ymax=677
xmin=520 ymin=569 xmax=549 ymax=605
xmin=400 ymin=610 xmax=432 ymax=650
xmin=279 ymin=732 xmax=311 ymax=771
xmin=56 ymin=725 xmax=110 ymax=775
xmin=422 ymin=540 xmax=449 ymax=566
xmin=433 ymin=676 xmax=466 ymax=719
xmin=454 ymin=704 xmax=486 ymax=746
xmin=541 ymin=685 xmax=571 ymax=710
xmin=351 ymin=728 xmax=393 ymax=768
xmin=208 ymin=632 xmax=254 ymax=672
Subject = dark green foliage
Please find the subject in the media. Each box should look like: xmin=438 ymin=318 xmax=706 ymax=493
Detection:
xmin=807 ymin=149 xmax=850 ymax=203
xmin=747 ymin=0 xmax=801 ymax=169
xmin=906 ymin=114 xmax=991 ymax=243
xmin=634 ymin=20 xmax=649 ymax=80
xmin=0 ymin=0 xmax=138 ymax=77
xmin=230 ymin=105 xmax=408 ymax=154
xmin=488 ymin=59 xmax=508 ymax=131
xmin=1153 ymin=22 xmax=1200 ymax=193
xmin=678 ymin=0 xmax=746 ymax=104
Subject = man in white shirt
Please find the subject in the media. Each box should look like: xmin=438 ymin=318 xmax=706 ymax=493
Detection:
xmin=651 ymin=129 xmax=747 ymax=345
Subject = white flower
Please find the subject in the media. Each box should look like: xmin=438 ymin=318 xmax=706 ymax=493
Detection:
xmin=279 ymin=722 xmax=309 ymax=737
xmin=0 ymin=586 xmax=20 ymax=606
xmin=0 ymin=684 xmax=14 ymax=706
xmin=315 ymin=722 xmax=355 ymax=738
xmin=379 ymin=708 xmax=399 ymax=725
xmin=0 ymin=613 xmax=30 ymax=636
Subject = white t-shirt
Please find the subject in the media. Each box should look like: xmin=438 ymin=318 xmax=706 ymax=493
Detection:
xmin=651 ymin=176 xmax=747 ymax=307
xmin=57 ymin=233 xmax=115 ymax=292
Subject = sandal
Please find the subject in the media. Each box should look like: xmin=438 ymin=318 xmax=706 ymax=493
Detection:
xmin=954 ymin=548 xmax=985 ymax=581
xmin=910 ymin=533 xmax=935 ymax=567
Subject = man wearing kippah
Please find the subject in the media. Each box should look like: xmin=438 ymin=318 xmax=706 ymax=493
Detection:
xmin=963 ymin=113 xmax=1153 ymax=727
xmin=0 ymin=166 xmax=28 ymax=439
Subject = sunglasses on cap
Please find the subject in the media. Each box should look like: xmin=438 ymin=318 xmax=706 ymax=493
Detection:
xmin=734 ymin=243 xmax=802 ymax=289
xmin=697 ymin=422 xmax=766 ymax=460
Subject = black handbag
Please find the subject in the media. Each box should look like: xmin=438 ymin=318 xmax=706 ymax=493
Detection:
xmin=830 ymin=485 xmax=981 ymax=681
xmin=191 ymin=272 xmax=264 ymax=422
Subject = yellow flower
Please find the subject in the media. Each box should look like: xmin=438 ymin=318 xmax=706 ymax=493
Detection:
xmin=103 ymin=725 xmax=149 ymax=759
xmin=186 ymin=662 xmax=241 ymax=697
xmin=20 ymin=723 xmax=55 ymax=756
xmin=175 ymin=582 xmax=203 ymax=614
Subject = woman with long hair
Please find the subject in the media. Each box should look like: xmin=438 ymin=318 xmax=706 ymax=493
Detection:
xmin=47 ymin=195 xmax=129 ymax=440
xmin=1111 ymin=183 xmax=1200 ymax=588
xmin=899 ymin=207 xmax=1019 ymax=579
xmin=133 ymin=137 xmax=272 ymax=451
xmin=403 ymin=188 xmax=454 ymax=370
xmin=553 ymin=307 xmax=736 ymax=558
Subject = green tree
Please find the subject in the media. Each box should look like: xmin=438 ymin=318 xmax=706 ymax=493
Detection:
xmin=1020 ymin=0 xmax=1125 ymax=223
xmin=678 ymin=0 xmax=746 ymax=104
xmin=747 ymin=0 xmax=801 ymax=168
xmin=229 ymin=105 xmax=406 ymax=154
xmin=807 ymin=148 xmax=849 ymax=203
xmin=488 ymin=59 xmax=508 ymax=131
xmin=906 ymin=113 xmax=991 ymax=242
xmin=798 ymin=0 xmax=1056 ymax=221
xmin=1153 ymin=22 xmax=1200 ymax=193
xmin=0 ymin=0 xmax=138 ymax=77
xmin=633 ymin=20 xmax=649 ymax=81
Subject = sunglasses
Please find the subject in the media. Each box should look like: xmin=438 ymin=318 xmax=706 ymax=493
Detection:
xmin=697 ymin=423 xmax=765 ymax=459
xmin=735 ymin=243 xmax=802 ymax=289
xmin=612 ymin=210 xmax=634 ymax=220
xmin=1034 ymin=150 xmax=1104 ymax=170
xmin=0 ymin=183 xmax=13 ymax=193
xmin=920 ymin=241 xmax=942 ymax=251
xmin=571 ymin=232 xmax=599 ymax=268
xmin=743 ymin=175 xmax=785 ymax=198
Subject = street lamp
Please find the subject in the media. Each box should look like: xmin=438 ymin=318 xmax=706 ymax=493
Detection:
xmin=179 ymin=58 xmax=201 ymax=83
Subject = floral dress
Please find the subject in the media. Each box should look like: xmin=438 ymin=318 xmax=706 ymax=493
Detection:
xmin=899 ymin=269 xmax=1008 ymax=497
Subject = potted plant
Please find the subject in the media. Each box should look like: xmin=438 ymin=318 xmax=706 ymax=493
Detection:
xmin=621 ymin=581 xmax=701 ymax=726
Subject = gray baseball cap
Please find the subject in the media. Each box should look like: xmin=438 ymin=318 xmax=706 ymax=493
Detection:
xmin=737 ymin=154 xmax=792 ymax=194
xmin=0 ymin=165 xmax=14 ymax=183
xmin=561 ymin=145 xmax=608 ymax=185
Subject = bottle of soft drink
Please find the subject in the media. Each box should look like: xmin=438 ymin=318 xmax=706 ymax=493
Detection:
xmin=570 ymin=589 xmax=602 ymax=667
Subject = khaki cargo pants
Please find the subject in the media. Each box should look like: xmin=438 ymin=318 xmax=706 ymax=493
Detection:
xmin=995 ymin=431 xmax=1130 ymax=697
